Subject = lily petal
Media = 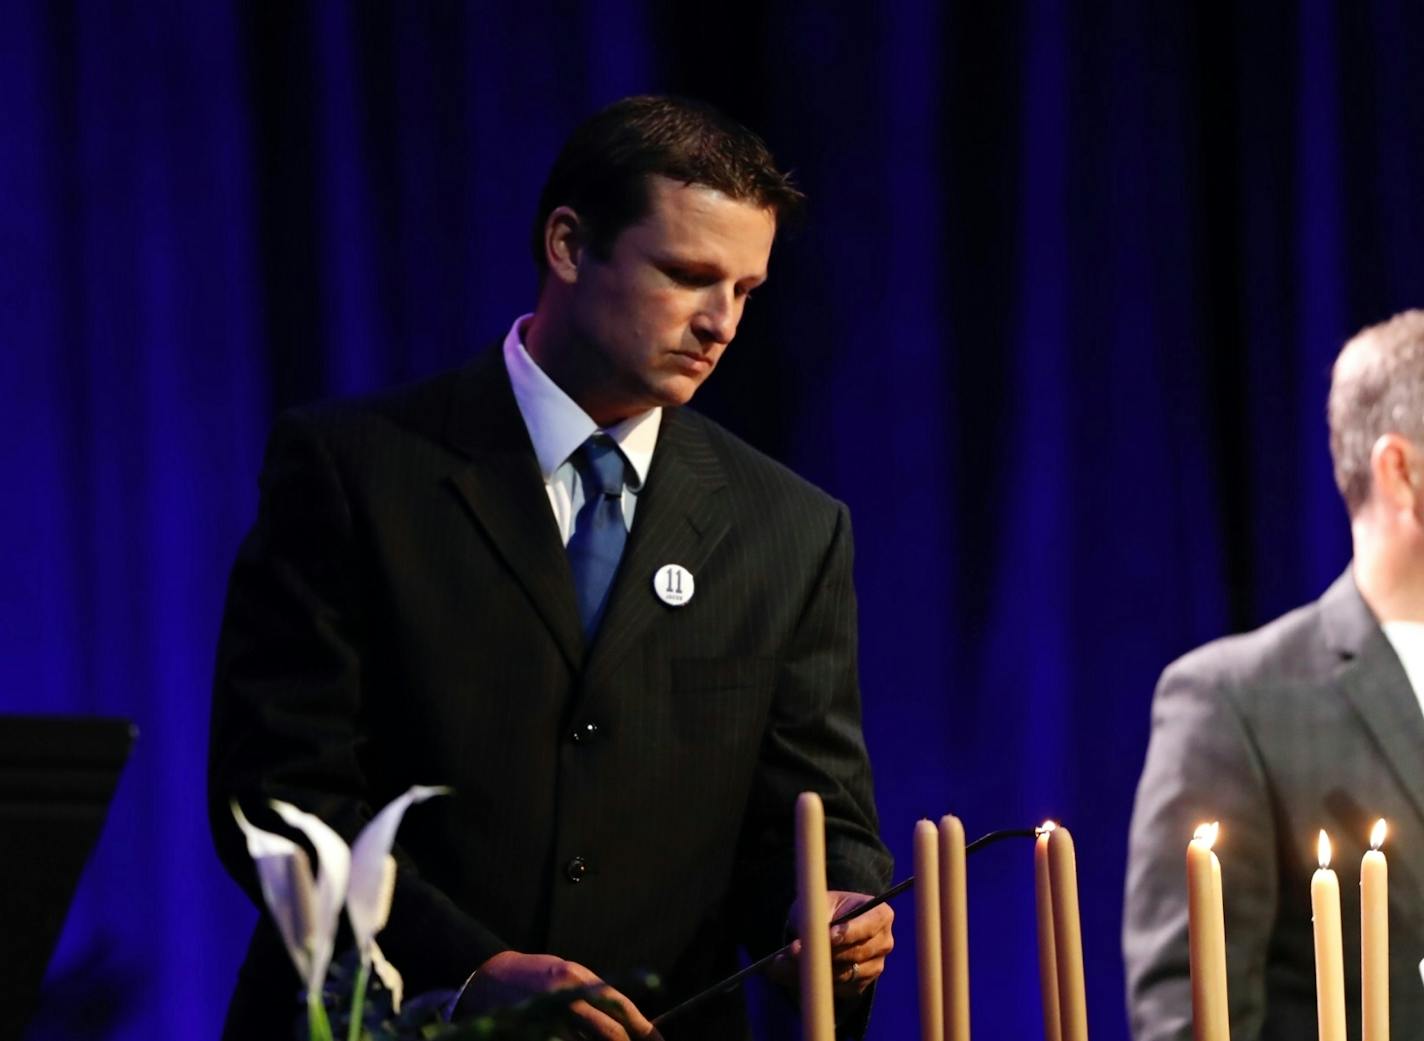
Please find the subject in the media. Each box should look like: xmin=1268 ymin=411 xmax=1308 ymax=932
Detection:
xmin=271 ymin=800 xmax=352 ymax=996
xmin=369 ymin=937 xmax=405 ymax=1011
xmin=348 ymin=786 xmax=449 ymax=954
xmin=231 ymin=801 xmax=318 ymax=981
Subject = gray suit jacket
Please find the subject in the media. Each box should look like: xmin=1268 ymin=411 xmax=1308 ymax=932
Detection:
xmin=1124 ymin=570 xmax=1424 ymax=1040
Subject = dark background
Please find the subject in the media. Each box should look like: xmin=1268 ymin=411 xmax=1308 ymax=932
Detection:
xmin=4 ymin=2 xmax=1422 ymax=1038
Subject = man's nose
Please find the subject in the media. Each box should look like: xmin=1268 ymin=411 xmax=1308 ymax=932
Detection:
xmin=692 ymin=287 xmax=739 ymax=345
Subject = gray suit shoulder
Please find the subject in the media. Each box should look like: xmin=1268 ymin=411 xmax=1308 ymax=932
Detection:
xmin=1159 ymin=595 xmax=1331 ymax=707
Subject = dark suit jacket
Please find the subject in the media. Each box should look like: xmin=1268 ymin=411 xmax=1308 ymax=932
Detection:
xmin=208 ymin=348 xmax=892 ymax=1039
xmin=1124 ymin=570 xmax=1424 ymax=1040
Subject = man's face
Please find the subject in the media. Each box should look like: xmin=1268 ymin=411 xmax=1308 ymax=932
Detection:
xmin=565 ymin=175 xmax=776 ymax=424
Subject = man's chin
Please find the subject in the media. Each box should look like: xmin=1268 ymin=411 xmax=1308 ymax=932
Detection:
xmin=647 ymin=374 xmax=706 ymax=409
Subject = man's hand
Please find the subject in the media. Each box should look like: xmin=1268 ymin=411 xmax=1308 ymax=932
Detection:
xmin=456 ymin=950 xmax=663 ymax=1040
xmin=776 ymin=890 xmax=895 ymax=997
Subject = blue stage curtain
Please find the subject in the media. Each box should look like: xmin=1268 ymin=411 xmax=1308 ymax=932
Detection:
xmin=3 ymin=3 xmax=1421 ymax=1038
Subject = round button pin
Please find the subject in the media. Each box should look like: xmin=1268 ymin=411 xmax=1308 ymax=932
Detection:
xmin=653 ymin=564 xmax=695 ymax=607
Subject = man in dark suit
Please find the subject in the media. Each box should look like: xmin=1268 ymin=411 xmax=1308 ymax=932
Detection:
xmin=1124 ymin=310 xmax=1424 ymax=1040
xmin=209 ymin=96 xmax=893 ymax=1040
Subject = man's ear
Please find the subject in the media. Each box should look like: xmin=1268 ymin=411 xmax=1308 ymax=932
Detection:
xmin=543 ymin=206 xmax=585 ymax=285
xmin=1370 ymin=433 xmax=1418 ymax=513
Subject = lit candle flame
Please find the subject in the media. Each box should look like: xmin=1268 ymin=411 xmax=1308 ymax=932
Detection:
xmin=1370 ymin=818 xmax=1387 ymax=851
xmin=1192 ymin=821 xmax=1220 ymax=849
xmin=1036 ymin=820 xmax=1058 ymax=836
xmin=1318 ymin=829 xmax=1332 ymax=869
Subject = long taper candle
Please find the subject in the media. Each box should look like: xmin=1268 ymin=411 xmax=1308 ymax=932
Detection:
xmin=1047 ymin=825 xmax=1089 ymax=1041
xmin=940 ymin=815 xmax=970 ymax=1041
xmin=1186 ymin=822 xmax=1228 ymax=1041
xmin=915 ymin=819 xmax=944 ymax=1041
xmin=1312 ymin=830 xmax=1346 ymax=1041
xmin=796 ymin=792 xmax=835 ymax=1041
xmin=1362 ymin=819 xmax=1389 ymax=1041
xmin=1035 ymin=823 xmax=1062 ymax=1041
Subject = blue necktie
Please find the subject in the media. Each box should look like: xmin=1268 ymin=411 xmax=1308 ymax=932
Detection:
xmin=566 ymin=435 xmax=629 ymax=638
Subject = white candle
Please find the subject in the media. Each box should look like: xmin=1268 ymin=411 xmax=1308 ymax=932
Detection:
xmin=940 ymin=814 xmax=970 ymax=1041
xmin=1361 ymin=819 xmax=1389 ymax=1041
xmin=915 ymin=819 xmax=944 ymax=1041
xmin=1312 ymin=830 xmax=1346 ymax=1041
xmin=1035 ymin=823 xmax=1062 ymax=1041
xmin=1186 ymin=822 xmax=1228 ymax=1041
xmin=1047 ymin=825 xmax=1088 ymax=1041
xmin=795 ymin=792 xmax=834 ymax=1041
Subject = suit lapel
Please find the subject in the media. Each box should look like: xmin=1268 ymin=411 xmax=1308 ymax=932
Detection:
xmin=1323 ymin=570 xmax=1424 ymax=828
xmin=584 ymin=409 xmax=731 ymax=689
xmin=444 ymin=351 xmax=584 ymax=671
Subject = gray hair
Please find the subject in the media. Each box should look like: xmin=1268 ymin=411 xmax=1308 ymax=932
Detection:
xmin=1328 ymin=309 xmax=1424 ymax=514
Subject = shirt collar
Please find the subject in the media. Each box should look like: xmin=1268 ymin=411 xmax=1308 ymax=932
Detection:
xmin=1381 ymin=620 xmax=1424 ymax=651
xmin=502 ymin=314 xmax=661 ymax=489
xmin=1380 ymin=620 xmax=1424 ymax=710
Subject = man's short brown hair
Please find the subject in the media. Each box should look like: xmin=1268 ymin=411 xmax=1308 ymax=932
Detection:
xmin=1328 ymin=309 xmax=1424 ymax=514
xmin=531 ymin=95 xmax=804 ymax=271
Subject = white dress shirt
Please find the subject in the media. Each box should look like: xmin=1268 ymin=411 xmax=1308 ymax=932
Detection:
xmin=501 ymin=314 xmax=661 ymax=545
xmin=1380 ymin=620 xmax=1424 ymax=722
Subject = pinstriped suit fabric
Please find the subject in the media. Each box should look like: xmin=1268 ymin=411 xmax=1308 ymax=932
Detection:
xmin=209 ymin=347 xmax=892 ymax=1040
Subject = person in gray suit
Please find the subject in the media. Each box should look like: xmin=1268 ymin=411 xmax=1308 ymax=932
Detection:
xmin=1124 ymin=309 xmax=1424 ymax=1040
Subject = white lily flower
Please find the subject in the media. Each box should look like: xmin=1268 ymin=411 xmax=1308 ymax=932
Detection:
xmin=233 ymin=785 xmax=449 ymax=1028
xmin=271 ymin=802 xmax=352 ymax=1001
xmin=347 ymin=785 xmax=450 ymax=1009
xmin=231 ymin=802 xmax=317 ymax=977
xmin=230 ymin=799 xmax=351 ymax=1008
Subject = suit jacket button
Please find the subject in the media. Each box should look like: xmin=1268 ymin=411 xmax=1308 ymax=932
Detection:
xmin=571 ymin=721 xmax=600 ymax=744
xmin=565 ymin=856 xmax=589 ymax=883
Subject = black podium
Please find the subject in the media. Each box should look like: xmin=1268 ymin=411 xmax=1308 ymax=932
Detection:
xmin=0 ymin=716 xmax=134 ymax=1041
